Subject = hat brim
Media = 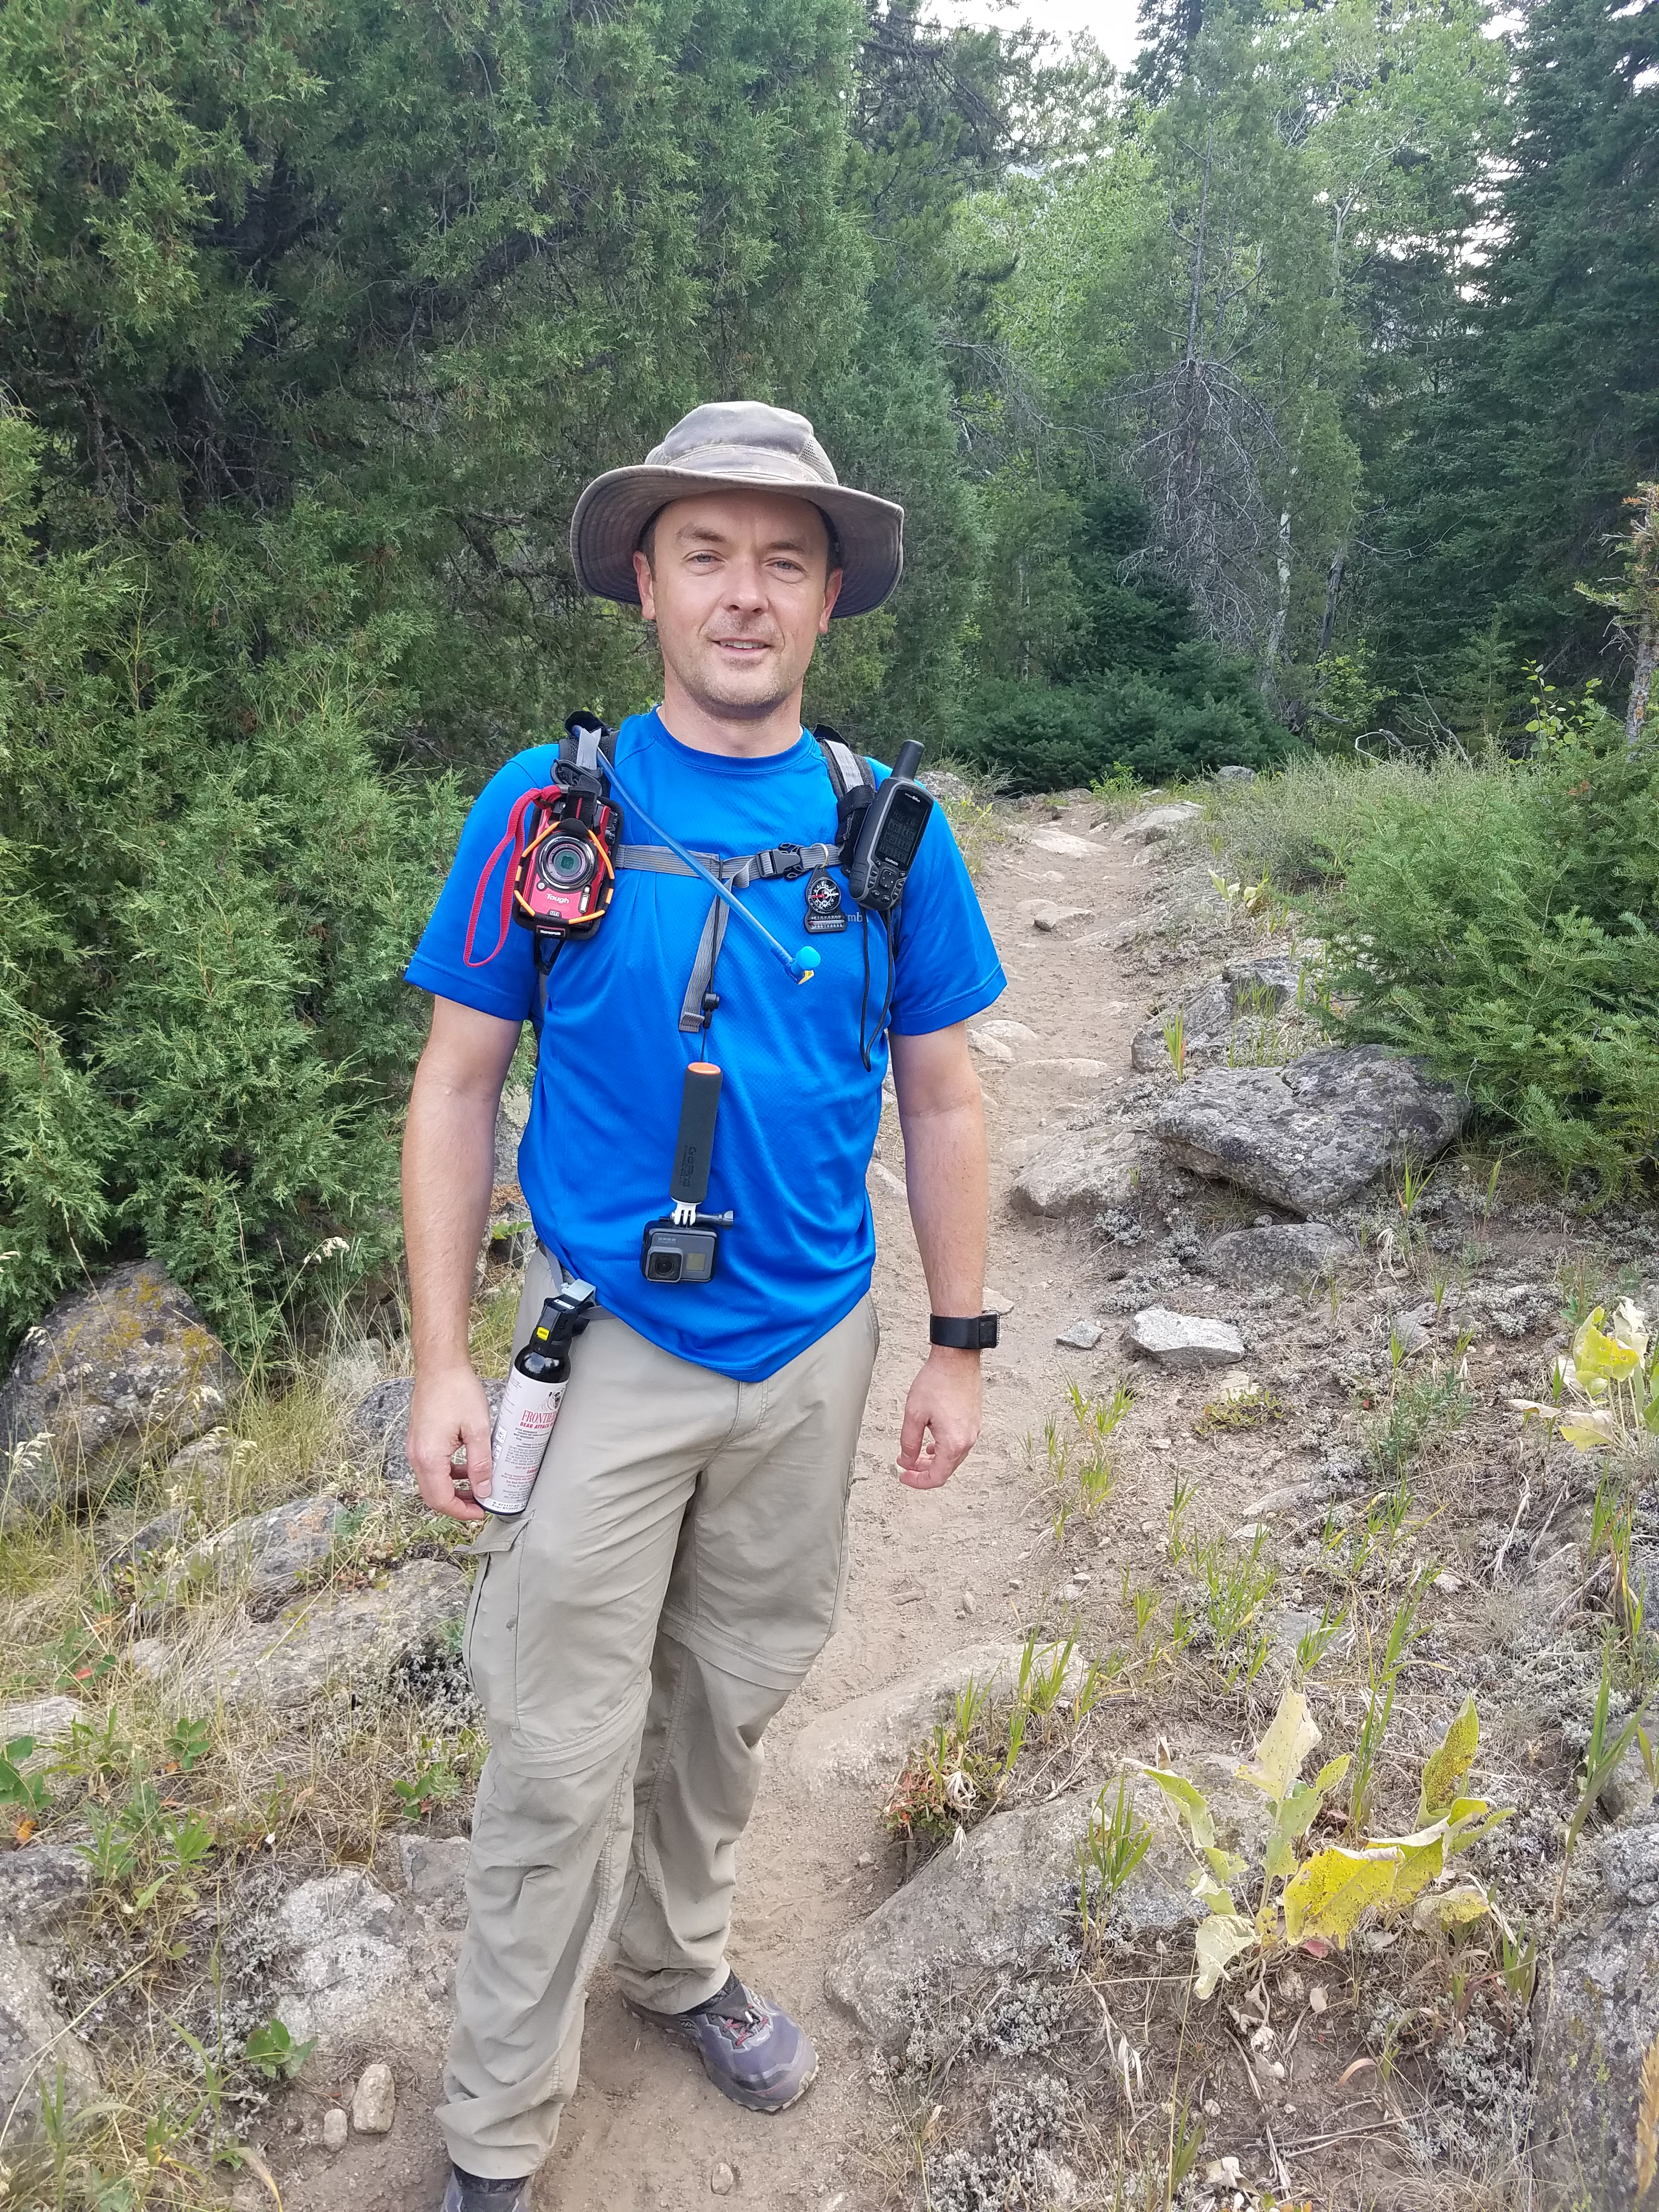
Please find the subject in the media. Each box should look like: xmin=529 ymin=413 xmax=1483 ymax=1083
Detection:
xmin=569 ymin=466 xmax=904 ymax=620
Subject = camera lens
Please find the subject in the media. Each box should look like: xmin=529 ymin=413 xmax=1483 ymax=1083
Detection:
xmin=538 ymin=834 xmax=598 ymax=891
xmin=646 ymin=1249 xmax=682 ymax=1282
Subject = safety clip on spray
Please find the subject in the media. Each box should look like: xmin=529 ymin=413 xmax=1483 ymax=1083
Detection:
xmin=483 ymin=1278 xmax=597 ymax=1516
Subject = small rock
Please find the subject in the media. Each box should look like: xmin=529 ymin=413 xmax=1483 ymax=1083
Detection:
xmin=709 ymin=2162 xmax=736 ymax=2197
xmin=1308 ymin=1983 xmax=1328 ymax=2013
xmin=322 ymin=2106 xmax=348 ymax=2153
xmin=981 ymin=1286 xmax=1014 ymax=1315
xmin=1028 ymin=827 xmax=1107 ymax=859
xmin=1116 ymin=803 xmax=1203 ymax=845
xmin=855 ymin=1852 xmax=874 ymax=1869
xmin=961 ymin=1586 xmax=977 ymax=1616
xmin=1214 ymin=764 xmax=1256 ymax=783
xmin=1056 ymin=1319 xmax=1102 ymax=1351
xmin=1199 ymin=1221 xmax=1348 ymax=1284
xmin=977 ymin=1020 xmax=1039 ymax=1046
xmin=1128 ymin=1308 xmax=1245 ymax=1369
xmin=1028 ymin=902 xmax=1095 ymax=934
xmin=1 ymin=1262 xmax=240 ymax=1527
xmin=351 ymin=2059 xmax=396 ymax=2134
xmin=967 ymin=1030 xmax=1015 ymax=1063
xmin=1011 ymin=1126 xmax=1136 ymax=1218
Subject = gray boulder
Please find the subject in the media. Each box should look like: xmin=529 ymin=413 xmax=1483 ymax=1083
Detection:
xmin=1152 ymin=1046 xmax=1467 ymax=1216
xmin=98 ymin=1505 xmax=191 ymax=1578
xmin=1533 ymin=1809 xmax=1659 ymax=2211
xmin=793 ymin=1645 xmax=1088 ymax=1798
xmin=1 ymin=1262 xmax=240 ymax=1526
xmin=274 ymin=1869 xmax=434 ymax=2049
xmin=1127 ymin=1308 xmax=1245 ymax=1369
xmin=153 ymin=1494 xmax=349 ymax=1619
xmin=1199 ymin=1221 xmax=1348 ymax=1284
xmin=0 ymin=1930 xmax=100 ymax=2126
xmin=1116 ymin=804 xmax=1203 ymax=845
xmin=140 ymin=1558 xmax=465 ymax=1711
xmin=1130 ymin=955 xmax=1314 ymax=1075
xmin=398 ymin=1834 xmax=472 ymax=1929
xmin=827 ymin=1756 xmax=1266 ymax=2053
xmin=0 ymin=1844 xmax=93 ymax=1932
xmin=1011 ymin=1127 xmax=1138 ymax=1219
xmin=0 ymin=1696 xmax=80 ymax=1765
xmin=347 ymin=1376 xmax=506 ymax=1488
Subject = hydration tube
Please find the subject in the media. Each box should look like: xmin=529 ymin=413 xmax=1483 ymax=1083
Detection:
xmin=599 ymin=752 xmax=820 ymax=986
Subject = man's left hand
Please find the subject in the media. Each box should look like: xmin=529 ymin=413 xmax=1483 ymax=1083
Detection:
xmin=896 ymin=1347 xmax=983 ymax=1489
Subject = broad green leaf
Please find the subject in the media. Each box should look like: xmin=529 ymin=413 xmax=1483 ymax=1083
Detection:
xmin=1193 ymin=1911 xmax=1257 ymax=1999
xmin=1412 ymin=1883 xmax=1491 ymax=1933
xmin=1560 ymin=1413 xmax=1616 ymax=1450
xmin=1418 ymin=1695 xmax=1480 ymax=1824
xmin=1390 ymin=1831 xmax=1444 ymax=1904
xmin=1573 ymin=1319 xmax=1638 ymax=1387
xmin=1312 ymin=1755 xmax=1351 ymax=1796
xmin=1193 ymin=1871 xmax=1237 ymax=1911
xmin=1283 ymin=1847 xmax=1397 ymax=1948
xmin=1141 ymin=1767 xmax=1216 ymax=1852
xmin=1446 ymin=1803 xmax=1514 ymax=1855
xmin=1235 ymin=1686 xmax=1320 ymax=1807
xmin=1202 ymin=1845 xmax=1248 ymax=1887
xmin=1610 ymin=1300 xmax=1650 ymax=1360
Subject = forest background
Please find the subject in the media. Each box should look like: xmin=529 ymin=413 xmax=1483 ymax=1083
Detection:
xmin=2 ymin=0 xmax=1655 ymax=1360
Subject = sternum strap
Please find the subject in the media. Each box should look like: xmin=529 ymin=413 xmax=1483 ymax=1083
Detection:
xmin=614 ymin=842 xmax=838 ymax=1033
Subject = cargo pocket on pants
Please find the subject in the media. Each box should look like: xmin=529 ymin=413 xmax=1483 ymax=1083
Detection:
xmin=463 ymin=1511 xmax=528 ymax=1731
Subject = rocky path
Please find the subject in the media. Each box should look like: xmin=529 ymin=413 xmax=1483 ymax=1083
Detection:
xmin=297 ymin=799 xmax=1165 ymax=2212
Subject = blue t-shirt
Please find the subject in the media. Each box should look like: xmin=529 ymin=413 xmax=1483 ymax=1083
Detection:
xmin=407 ymin=709 xmax=1005 ymax=1381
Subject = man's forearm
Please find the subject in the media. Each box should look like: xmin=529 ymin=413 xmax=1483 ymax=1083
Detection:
xmin=899 ymin=1096 xmax=989 ymax=1316
xmin=402 ymin=1061 xmax=499 ymax=1372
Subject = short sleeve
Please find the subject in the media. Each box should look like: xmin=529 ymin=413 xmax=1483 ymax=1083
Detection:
xmin=404 ymin=753 xmax=548 ymax=1020
xmin=885 ymin=802 xmax=1006 ymax=1037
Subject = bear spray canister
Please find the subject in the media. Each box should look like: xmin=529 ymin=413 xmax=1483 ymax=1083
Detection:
xmin=482 ymin=1279 xmax=596 ymax=1516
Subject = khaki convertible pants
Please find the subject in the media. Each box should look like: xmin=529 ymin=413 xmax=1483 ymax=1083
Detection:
xmin=436 ymin=1255 xmax=879 ymax=2180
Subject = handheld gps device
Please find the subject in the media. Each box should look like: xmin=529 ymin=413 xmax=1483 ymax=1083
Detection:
xmin=843 ymin=740 xmax=933 ymax=914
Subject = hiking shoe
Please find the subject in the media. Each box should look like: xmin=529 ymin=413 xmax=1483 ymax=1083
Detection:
xmin=626 ymin=1971 xmax=819 ymax=2113
xmin=443 ymin=2170 xmax=533 ymax=2212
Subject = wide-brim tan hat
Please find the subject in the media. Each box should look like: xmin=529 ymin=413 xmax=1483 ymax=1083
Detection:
xmin=569 ymin=400 xmax=904 ymax=620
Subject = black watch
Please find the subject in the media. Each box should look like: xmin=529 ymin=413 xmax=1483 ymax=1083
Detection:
xmin=929 ymin=1311 xmax=1000 ymax=1351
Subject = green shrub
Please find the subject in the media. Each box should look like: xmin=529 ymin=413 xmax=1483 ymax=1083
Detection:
xmin=1214 ymin=725 xmax=1659 ymax=1195
xmin=952 ymin=644 xmax=1297 ymax=793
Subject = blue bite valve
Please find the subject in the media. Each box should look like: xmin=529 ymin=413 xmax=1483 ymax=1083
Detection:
xmin=793 ymin=946 xmax=820 ymax=982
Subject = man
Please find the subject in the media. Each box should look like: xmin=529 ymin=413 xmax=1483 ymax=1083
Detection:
xmin=402 ymin=401 xmax=1005 ymax=2211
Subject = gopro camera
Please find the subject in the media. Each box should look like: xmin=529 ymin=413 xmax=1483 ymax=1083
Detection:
xmin=843 ymin=740 xmax=934 ymax=913
xmin=641 ymin=1211 xmax=733 ymax=1284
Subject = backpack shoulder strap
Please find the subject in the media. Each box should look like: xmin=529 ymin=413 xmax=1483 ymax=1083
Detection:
xmin=814 ymin=725 xmax=874 ymax=800
xmin=559 ymin=711 xmax=615 ymax=777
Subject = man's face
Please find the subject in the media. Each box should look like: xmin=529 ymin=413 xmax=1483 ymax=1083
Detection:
xmin=633 ymin=490 xmax=842 ymax=720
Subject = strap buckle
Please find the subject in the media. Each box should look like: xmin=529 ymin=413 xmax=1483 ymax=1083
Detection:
xmin=758 ymin=843 xmax=808 ymax=882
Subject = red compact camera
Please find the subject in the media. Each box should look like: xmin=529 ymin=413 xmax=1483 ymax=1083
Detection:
xmin=511 ymin=781 xmax=621 ymax=943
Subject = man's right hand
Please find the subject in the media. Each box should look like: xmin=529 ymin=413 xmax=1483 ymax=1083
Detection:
xmin=407 ymin=1363 xmax=495 ymax=1522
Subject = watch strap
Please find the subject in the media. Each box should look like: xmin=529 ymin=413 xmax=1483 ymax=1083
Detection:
xmin=929 ymin=1311 xmax=1000 ymax=1350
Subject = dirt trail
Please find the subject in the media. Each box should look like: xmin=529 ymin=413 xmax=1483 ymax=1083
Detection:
xmin=296 ymin=802 xmax=1156 ymax=2212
